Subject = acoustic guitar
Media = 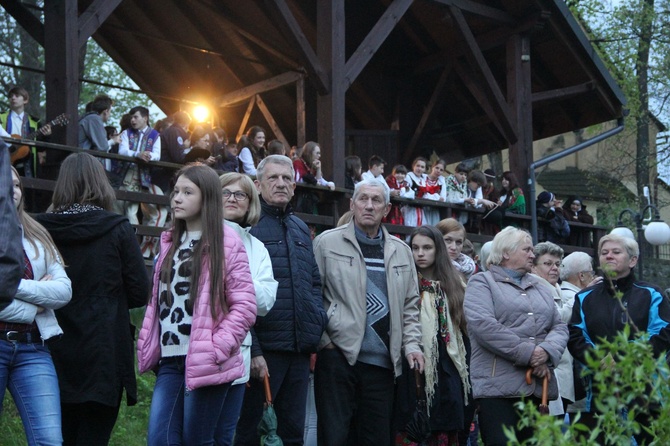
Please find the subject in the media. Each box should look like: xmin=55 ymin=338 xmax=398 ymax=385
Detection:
xmin=9 ymin=113 xmax=70 ymax=164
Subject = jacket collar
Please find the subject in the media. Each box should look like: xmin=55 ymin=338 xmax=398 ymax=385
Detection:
xmin=488 ymin=264 xmax=536 ymax=289
xmin=259 ymin=196 xmax=294 ymax=218
xmin=342 ymin=220 xmax=397 ymax=258
xmin=606 ymin=271 xmax=636 ymax=296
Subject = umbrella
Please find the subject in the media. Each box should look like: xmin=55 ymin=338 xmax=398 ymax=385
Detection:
xmin=525 ymin=368 xmax=549 ymax=414
xmin=405 ymin=366 xmax=431 ymax=443
xmin=258 ymin=374 xmax=283 ymax=446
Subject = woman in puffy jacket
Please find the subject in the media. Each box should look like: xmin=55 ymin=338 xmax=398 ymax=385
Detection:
xmin=0 ymin=166 xmax=71 ymax=445
xmin=217 ymin=172 xmax=277 ymax=445
xmin=137 ymin=164 xmax=257 ymax=445
xmin=464 ymin=226 xmax=568 ymax=445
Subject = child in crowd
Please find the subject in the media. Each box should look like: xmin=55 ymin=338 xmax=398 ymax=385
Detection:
xmin=403 ymin=157 xmax=429 ymax=227
xmin=385 ymin=164 xmax=414 ymax=225
xmin=138 ymin=164 xmax=257 ymax=445
xmin=361 ymin=155 xmax=388 ymax=190
xmin=423 ymin=159 xmax=447 ymax=225
xmin=445 ymin=162 xmax=470 ymax=224
xmin=345 ymin=155 xmax=362 ymax=190
xmin=464 ymin=170 xmax=496 ymax=232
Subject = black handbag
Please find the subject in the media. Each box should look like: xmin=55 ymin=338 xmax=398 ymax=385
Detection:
xmin=405 ymin=367 xmax=431 ymax=443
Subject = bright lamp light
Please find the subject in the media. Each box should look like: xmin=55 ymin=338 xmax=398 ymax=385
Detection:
xmin=193 ymin=105 xmax=209 ymax=122
xmin=644 ymin=221 xmax=670 ymax=245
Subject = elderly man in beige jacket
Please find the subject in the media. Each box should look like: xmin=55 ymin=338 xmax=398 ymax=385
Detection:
xmin=313 ymin=178 xmax=424 ymax=446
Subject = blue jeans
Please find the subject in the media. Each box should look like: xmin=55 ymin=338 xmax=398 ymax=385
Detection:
xmin=147 ymin=356 xmax=232 ymax=446
xmin=215 ymin=383 xmax=246 ymax=445
xmin=0 ymin=339 xmax=62 ymax=446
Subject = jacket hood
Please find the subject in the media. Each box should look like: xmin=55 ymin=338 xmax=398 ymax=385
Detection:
xmin=35 ymin=210 xmax=129 ymax=244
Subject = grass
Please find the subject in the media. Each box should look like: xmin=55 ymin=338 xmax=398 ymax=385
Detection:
xmin=0 ymin=309 xmax=155 ymax=445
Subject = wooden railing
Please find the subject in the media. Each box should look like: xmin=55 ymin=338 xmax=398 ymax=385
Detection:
xmin=9 ymin=136 xmax=606 ymax=256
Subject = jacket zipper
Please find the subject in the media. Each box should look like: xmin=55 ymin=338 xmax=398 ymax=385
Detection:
xmin=491 ymin=356 xmax=497 ymax=377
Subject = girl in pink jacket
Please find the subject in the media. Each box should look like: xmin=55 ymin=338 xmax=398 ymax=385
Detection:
xmin=137 ymin=164 xmax=256 ymax=445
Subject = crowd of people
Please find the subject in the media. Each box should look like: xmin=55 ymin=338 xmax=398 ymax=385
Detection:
xmin=1 ymin=86 xmax=668 ymax=446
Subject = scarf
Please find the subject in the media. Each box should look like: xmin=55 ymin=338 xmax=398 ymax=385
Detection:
xmin=419 ymin=276 xmax=471 ymax=413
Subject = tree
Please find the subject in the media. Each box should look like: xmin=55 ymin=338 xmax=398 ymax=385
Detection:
xmin=0 ymin=2 xmax=160 ymax=129
xmin=569 ymin=0 xmax=670 ymax=200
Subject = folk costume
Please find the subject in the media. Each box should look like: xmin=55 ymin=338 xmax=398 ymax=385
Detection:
xmin=114 ymin=127 xmax=165 ymax=258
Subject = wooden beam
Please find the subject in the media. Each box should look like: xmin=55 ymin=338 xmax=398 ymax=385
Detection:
xmin=218 ymin=71 xmax=302 ymax=107
xmin=449 ymin=5 xmax=517 ymax=144
xmin=236 ymin=97 xmax=256 ymax=142
xmin=264 ymin=0 xmax=329 ymax=94
xmin=0 ymin=0 xmax=44 ymax=46
xmin=431 ymin=0 xmax=516 ymax=25
xmin=532 ymin=81 xmax=596 ymax=105
xmin=507 ymin=33 xmax=533 ymax=192
xmin=43 ymin=0 xmax=79 ymax=173
xmin=78 ymin=0 xmax=122 ymax=48
xmin=256 ymin=95 xmax=289 ymax=148
xmin=317 ymin=0 xmax=346 ymax=186
xmin=296 ymin=75 xmax=306 ymax=148
xmin=343 ymin=0 xmax=413 ymax=89
xmin=404 ymin=63 xmax=452 ymax=163
xmin=453 ymin=60 xmax=507 ymax=142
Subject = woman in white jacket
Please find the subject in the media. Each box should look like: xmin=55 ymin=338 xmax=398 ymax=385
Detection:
xmin=218 ymin=172 xmax=278 ymax=445
xmin=0 ymin=167 xmax=72 ymax=445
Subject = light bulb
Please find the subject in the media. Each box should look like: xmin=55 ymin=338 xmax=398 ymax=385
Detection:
xmin=644 ymin=221 xmax=670 ymax=245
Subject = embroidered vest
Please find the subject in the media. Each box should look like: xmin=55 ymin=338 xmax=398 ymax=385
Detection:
xmin=112 ymin=128 xmax=159 ymax=188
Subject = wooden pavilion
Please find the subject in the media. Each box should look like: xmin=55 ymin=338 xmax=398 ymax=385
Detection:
xmin=2 ymin=0 xmax=626 ymax=187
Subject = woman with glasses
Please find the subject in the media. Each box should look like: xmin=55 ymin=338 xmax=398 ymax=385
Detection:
xmin=217 ymin=172 xmax=277 ymax=445
xmin=531 ymin=242 xmax=574 ymax=417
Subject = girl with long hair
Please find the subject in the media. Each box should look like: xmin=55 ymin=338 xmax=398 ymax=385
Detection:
xmin=137 ymin=164 xmax=257 ymax=445
xmin=35 ymin=152 xmax=150 ymax=445
xmin=344 ymin=155 xmax=362 ymax=190
xmin=293 ymin=141 xmax=335 ymax=190
xmin=0 ymin=167 xmax=71 ymax=445
xmin=395 ymin=225 xmax=472 ymax=446
xmin=498 ymin=171 xmax=526 ymax=215
xmin=238 ymin=125 xmax=267 ymax=175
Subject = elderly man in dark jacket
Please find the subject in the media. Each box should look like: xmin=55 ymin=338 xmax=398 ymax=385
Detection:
xmin=235 ymin=155 xmax=327 ymax=446
xmin=0 ymin=140 xmax=22 ymax=309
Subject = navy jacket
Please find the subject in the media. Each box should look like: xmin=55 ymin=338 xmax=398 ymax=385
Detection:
xmin=569 ymin=272 xmax=670 ymax=363
xmin=249 ymin=198 xmax=326 ymax=355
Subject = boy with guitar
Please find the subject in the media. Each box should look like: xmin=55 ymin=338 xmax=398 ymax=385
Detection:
xmin=0 ymin=86 xmax=52 ymax=179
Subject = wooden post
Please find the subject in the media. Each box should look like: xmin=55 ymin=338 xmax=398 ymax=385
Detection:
xmin=317 ymin=0 xmax=345 ymax=187
xmin=506 ymin=33 xmax=533 ymax=194
xmin=44 ymin=0 xmax=79 ymax=153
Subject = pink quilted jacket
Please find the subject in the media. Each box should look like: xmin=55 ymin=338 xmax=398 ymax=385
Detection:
xmin=137 ymin=227 xmax=257 ymax=390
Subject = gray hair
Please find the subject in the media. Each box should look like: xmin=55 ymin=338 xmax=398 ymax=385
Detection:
xmin=256 ymin=154 xmax=294 ymax=182
xmin=479 ymin=241 xmax=493 ymax=272
xmin=487 ymin=226 xmax=532 ymax=267
xmin=352 ymin=178 xmax=390 ymax=205
xmin=533 ymin=242 xmax=564 ymax=265
xmin=560 ymin=252 xmax=593 ymax=281
xmin=598 ymin=233 xmax=639 ymax=258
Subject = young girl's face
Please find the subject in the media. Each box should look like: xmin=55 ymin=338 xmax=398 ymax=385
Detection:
xmin=443 ymin=230 xmax=465 ymax=260
xmin=412 ymin=234 xmax=436 ymax=272
xmin=455 ymin=171 xmax=467 ymax=184
xmin=413 ymin=161 xmax=426 ymax=176
xmin=394 ymin=172 xmax=406 ymax=183
xmin=430 ymin=163 xmax=445 ymax=178
xmin=11 ymin=170 xmax=21 ymax=210
xmin=172 ymin=176 xmax=203 ymax=227
xmin=468 ymin=180 xmax=479 ymax=192
xmin=502 ymin=177 xmax=510 ymax=188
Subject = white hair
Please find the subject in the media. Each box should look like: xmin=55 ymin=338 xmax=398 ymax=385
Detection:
xmin=352 ymin=178 xmax=390 ymax=205
xmin=487 ymin=226 xmax=532 ymax=267
xmin=560 ymin=252 xmax=593 ymax=281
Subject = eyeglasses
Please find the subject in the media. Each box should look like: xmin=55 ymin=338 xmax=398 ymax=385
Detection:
xmin=542 ymin=261 xmax=561 ymax=268
xmin=222 ymin=190 xmax=249 ymax=201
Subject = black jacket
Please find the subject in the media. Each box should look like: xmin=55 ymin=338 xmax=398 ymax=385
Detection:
xmin=569 ymin=272 xmax=670 ymax=363
xmin=0 ymin=142 xmax=22 ymax=309
xmin=249 ymin=198 xmax=327 ymax=355
xmin=35 ymin=209 xmax=150 ymax=407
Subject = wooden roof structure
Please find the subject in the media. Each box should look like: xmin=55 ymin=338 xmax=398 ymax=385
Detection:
xmin=3 ymin=0 xmax=626 ymax=186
